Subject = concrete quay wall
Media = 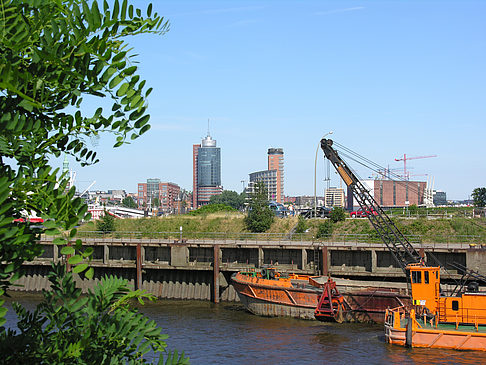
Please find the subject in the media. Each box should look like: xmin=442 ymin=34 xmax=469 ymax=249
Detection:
xmin=12 ymin=237 xmax=486 ymax=302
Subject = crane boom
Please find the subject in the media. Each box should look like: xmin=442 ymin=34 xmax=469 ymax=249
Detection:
xmin=320 ymin=139 xmax=423 ymax=273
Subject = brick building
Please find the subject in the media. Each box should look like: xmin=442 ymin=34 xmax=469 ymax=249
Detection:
xmin=348 ymin=179 xmax=427 ymax=209
xmin=137 ymin=179 xmax=180 ymax=213
xmin=267 ymin=148 xmax=284 ymax=203
xmin=248 ymin=148 xmax=285 ymax=203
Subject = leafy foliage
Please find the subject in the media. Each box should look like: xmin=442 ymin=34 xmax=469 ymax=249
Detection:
xmin=472 ymin=187 xmax=486 ymax=207
xmin=408 ymin=204 xmax=418 ymax=215
xmin=0 ymin=0 xmax=168 ymax=285
xmin=123 ymin=196 xmax=138 ymax=209
xmin=97 ymin=211 xmax=116 ymax=233
xmin=330 ymin=207 xmax=346 ymax=223
xmin=294 ymin=215 xmax=307 ymax=234
xmin=209 ymin=190 xmax=245 ymax=210
xmin=187 ymin=204 xmax=236 ymax=216
xmin=0 ymin=0 xmax=185 ymax=360
xmin=244 ymin=182 xmax=274 ymax=232
xmin=316 ymin=220 xmax=333 ymax=238
xmin=0 ymin=264 xmax=188 ymax=364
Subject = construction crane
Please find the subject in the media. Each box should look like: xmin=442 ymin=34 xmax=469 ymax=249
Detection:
xmin=321 ymin=139 xmax=423 ymax=273
xmin=394 ymin=154 xmax=437 ymax=180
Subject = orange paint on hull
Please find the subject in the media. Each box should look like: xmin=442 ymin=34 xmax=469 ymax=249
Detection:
xmin=232 ymin=272 xmax=410 ymax=322
xmin=385 ymin=307 xmax=486 ymax=351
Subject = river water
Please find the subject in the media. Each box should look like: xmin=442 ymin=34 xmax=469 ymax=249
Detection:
xmin=4 ymin=293 xmax=486 ymax=364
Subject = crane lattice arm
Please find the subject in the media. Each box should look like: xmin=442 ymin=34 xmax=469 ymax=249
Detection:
xmin=320 ymin=139 xmax=423 ymax=273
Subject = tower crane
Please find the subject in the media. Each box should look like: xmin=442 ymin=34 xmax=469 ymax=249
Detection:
xmin=394 ymin=154 xmax=437 ymax=180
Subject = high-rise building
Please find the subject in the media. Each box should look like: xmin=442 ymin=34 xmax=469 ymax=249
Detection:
xmin=193 ymin=132 xmax=222 ymax=208
xmin=248 ymin=169 xmax=278 ymax=201
xmin=247 ymin=148 xmax=284 ymax=203
xmin=267 ymin=148 xmax=284 ymax=203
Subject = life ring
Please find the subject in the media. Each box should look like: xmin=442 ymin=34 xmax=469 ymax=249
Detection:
xmin=261 ymin=268 xmax=268 ymax=278
xmin=269 ymin=270 xmax=275 ymax=279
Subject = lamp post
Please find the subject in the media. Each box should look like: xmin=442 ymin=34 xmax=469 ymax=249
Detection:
xmin=314 ymin=131 xmax=333 ymax=217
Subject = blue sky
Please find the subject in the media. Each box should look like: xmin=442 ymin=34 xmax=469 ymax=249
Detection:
xmin=69 ymin=1 xmax=485 ymax=200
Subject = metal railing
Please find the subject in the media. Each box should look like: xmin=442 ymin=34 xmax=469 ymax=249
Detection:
xmin=69 ymin=231 xmax=485 ymax=246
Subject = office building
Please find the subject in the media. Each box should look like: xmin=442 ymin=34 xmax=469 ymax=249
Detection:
xmin=349 ymin=179 xmax=427 ymax=209
xmin=137 ymin=179 xmax=180 ymax=213
xmin=433 ymin=191 xmax=447 ymax=206
xmin=247 ymin=148 xmax=285 ymax=203
xmin=267 ymin=148 xmax=284 ymax=203
xmin=193 ymin=132 xmax=222 ymax=208
xmin=325 ymin=187 xmax=345 ymax=208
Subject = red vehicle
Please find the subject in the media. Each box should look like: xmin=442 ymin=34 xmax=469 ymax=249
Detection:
xmin=349 ymin=208 xmax=378 ymax=218
xmin=13 ymin=217 xmax=44 ymax=223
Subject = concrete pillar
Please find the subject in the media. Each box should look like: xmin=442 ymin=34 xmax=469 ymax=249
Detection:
xmin=170 ymin=245 xmax=189 ymax=266
xmin=371 ymin=249 xmax=377 ymax=273
xmin=258 ymin=247 xmax=264 ymax=268
xmin=322 ymin=246 xmax=328 ymax=276
xmin=213 ymin=245 xmax=220 ymax=303
xmin=136 ymin=243 xmax=142 ymax=290
xmin=103 ymin=244 xmax=109 ymax=264
xmin=301 ymin=249 xmax=307 ymax=271
xmin=53 ymin=244 xmax=59 ymax=264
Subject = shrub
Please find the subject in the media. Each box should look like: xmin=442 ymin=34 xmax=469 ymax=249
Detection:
xmin=294 ymin=215 xmax=307 ymax=234
xmin=187 ymin=204 xmax=236 ymax=216
xmin=97 ymin=211 xmax=116 ymax=233
xmin=244 ymin=182 xmax=274 ymax=232
xmin=330 ymin=207 xmax=347 ymax=223
xmin=316 ymin=220 xmax=333 ymax=238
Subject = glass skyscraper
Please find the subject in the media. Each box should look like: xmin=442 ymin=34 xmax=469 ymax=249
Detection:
xmin=193 ymin=133 xmax=222 ymax=207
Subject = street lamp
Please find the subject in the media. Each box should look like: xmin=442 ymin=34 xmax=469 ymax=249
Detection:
xmin=314 ymin=131 xmax=333 ymax=217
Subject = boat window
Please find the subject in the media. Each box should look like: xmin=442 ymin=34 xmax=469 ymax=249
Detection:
xmin=452 ymin=300 xmax=459 ymax=311
xmin=412 ymin=271 xmax=421 ymax=284
xmin=424 ymin=271 xmax=429 ymax=284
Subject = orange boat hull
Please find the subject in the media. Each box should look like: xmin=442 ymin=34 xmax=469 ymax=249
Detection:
xmin=385 ymin=307 xmax=486 ymax=351
xmin=232 ymin=272 xmax=410 ymax=322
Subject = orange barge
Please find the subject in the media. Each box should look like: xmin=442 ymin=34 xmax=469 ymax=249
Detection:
xmin=385 ymin=265 xmax=486 ymax=351
xmin=231 ymin=268 xmax=410 ymax=322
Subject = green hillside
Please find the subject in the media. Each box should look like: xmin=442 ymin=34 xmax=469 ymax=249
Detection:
xmin=78 ymin=213 xmax=486 ymax=244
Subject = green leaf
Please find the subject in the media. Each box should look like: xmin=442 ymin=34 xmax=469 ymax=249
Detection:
xmin=61 ymin=246 xmax=75 ymax=255
xmin=134 ymin=114 xmax=150 ymax=128
xmin=109 ymin=75 xmax=124 ymax=89
xmin=124 ymin=65 xmax=137 ymax=76
xmin=85 ymin=267 xmax=94 ymax=279
xmin=139 ymin=124 xmax=151 ymax=135
xmin=116 ymin=82 xmax=129 ymax=97
xmin=112 ymin=51 xmax=127 ymax=63
xmin=45 ymin=228 xmax=60 ymax=236
xmin=82 ymin=247 xmax=94 ymax=257
xmin=68 ymin=255 xmax=83 ymax=265
xmin=72 ymin=263 xmax=89 ymax=274
xmin=53 ymin=237 xmax=66 ymax=245
xmin=4 ymin=263 xmax=15 ymax=274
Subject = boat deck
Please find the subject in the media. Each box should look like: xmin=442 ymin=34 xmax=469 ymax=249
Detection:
xmin=400 ymin=317 xmax=486 ymax=334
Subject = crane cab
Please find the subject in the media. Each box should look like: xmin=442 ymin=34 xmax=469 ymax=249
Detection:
xmin=407 ymin=264 xmax=441 ymax=314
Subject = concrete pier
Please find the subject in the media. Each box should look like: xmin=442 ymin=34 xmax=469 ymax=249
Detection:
xmin=12 ymin=236 xmax=486 ymax=302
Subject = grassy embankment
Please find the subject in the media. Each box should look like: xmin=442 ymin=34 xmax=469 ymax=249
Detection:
xmin=78 ymin=212 xmax=486 ymax=244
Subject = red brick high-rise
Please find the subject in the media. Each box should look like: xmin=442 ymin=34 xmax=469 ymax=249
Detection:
xmin=267 ymin=148 xmax=284 ymax=203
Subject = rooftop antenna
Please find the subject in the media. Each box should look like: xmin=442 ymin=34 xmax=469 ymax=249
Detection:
xmin=207 ymin=118 xmax=210 ymax=137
